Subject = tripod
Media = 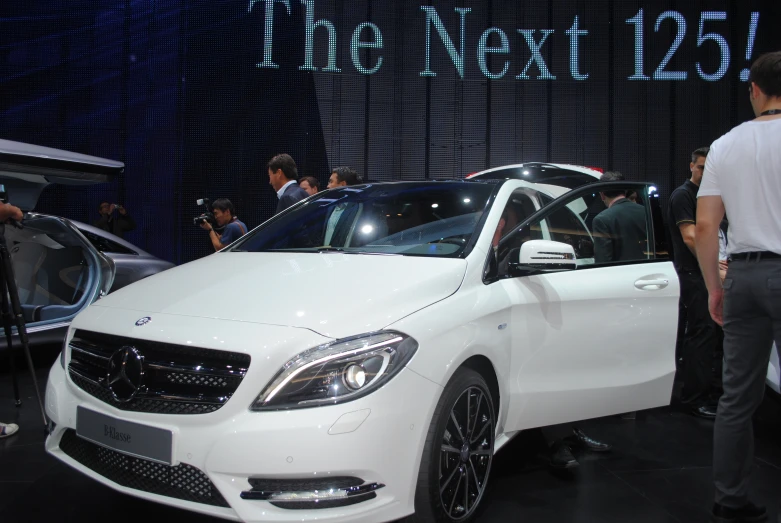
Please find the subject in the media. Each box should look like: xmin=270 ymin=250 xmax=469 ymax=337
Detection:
xmin=0 ymin=222 xmax=48 ymax=433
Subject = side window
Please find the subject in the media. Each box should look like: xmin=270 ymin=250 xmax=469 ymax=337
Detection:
xmin=492 ymin=191 xmax=540 ymax=276
xmin=512 ymin=185 xmax=654 ymax=269
xmin=495 ymin=191 xmax=539 ymax=247
xmin=545 ymin=202 xmax=595 ymax=262
xmin=80 ymin=229 xmax=137 ymax=255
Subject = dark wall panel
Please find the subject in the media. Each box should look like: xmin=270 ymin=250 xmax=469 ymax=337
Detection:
xmin=1 ymin=0 xmax=777 ymax=263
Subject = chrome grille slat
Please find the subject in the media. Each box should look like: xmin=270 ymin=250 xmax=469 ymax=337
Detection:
xmin=70 ymin=345 xmax=110 ymax=361
xmin=145 ymin=361 xmax=243 ymax=378
xmin=67 ymin=330 xmax=250 ymax=415
xmin=143 ymin=390 xmax=229 ymax=404
xmin=68 ymin=364 xmax=105 ymax=388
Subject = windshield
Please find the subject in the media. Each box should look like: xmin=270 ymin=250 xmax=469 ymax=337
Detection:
xmin=232 ymin=182 xmax=496 ymax=257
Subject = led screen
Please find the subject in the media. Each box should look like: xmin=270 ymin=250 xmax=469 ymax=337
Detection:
xmin=0 ymin=0 xmax=777 ymax=262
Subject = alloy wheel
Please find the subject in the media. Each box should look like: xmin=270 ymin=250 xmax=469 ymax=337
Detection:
xmin=438 ymin=385 xmax=494 ymax=520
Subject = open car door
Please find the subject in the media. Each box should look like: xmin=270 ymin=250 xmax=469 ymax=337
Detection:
xmin=7 ymin=215 xmax=115 ymax=345
xmin=0 ymin=139 xmax=123 ymax=345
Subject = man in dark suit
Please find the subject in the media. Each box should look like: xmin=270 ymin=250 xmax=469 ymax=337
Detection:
xmin=592 ymin=171 xmax=648 ymax=263
xmin=267 ymin=153 xmax=309 ymax=214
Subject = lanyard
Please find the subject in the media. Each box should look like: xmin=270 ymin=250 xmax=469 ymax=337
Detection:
xmin=759 ymin=109 xmax=781 ymax=116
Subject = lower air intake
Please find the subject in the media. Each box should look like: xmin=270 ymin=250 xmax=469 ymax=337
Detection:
xmin=59 ymin=429 xmax=229 ymax=508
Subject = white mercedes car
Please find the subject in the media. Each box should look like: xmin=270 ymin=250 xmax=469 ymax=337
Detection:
xmin=45 ymin=172 xmax=681 ymax=522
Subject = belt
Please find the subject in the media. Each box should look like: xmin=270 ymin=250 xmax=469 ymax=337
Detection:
xmin=728 ymin=251 xmax=781 ymax=261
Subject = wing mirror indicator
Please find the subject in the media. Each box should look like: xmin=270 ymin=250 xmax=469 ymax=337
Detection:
xmin=513 ymin=240 xmax=577 ymax=273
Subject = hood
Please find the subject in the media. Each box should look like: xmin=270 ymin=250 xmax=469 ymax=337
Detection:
xmin=92 ymin=252 xmax=467 ymax=338
xmin=0 ymin=139 xmax=124 ymax=210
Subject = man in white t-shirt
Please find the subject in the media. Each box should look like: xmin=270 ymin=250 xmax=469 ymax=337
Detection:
xmin=696 ymin=51 xmax=781 ymax=523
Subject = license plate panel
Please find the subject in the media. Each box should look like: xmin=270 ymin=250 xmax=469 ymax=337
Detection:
xmin=76 ymin=406 xmax=173 ymax=465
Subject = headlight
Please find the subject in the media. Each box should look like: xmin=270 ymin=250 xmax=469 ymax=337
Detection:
xmin=251 ymin=331 xmax=418 ymax=411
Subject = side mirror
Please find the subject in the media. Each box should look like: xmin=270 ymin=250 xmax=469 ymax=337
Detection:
xmin=514 ymin=240 xmax=577 ymax=273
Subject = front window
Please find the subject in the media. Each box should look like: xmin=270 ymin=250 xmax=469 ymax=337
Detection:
xmin=497 ymin=183 xmax=655 ymax=275
xmin=232 ymin=183 xmax=496 ymax=257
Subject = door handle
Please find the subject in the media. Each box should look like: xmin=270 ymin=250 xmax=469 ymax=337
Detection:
xmin=634 ymin=278 xmax=669 ymax=290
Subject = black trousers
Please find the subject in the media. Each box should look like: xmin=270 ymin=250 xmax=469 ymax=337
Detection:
xmin=678 ymin=271 xmax=721 ymax=407
xmin=714 ymin=258 xmax=781 ymax=507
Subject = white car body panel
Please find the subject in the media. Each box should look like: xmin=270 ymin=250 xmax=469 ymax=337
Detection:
xmin=45 ymin=178 xmax=679 ymax=522
xmin=93 ymin=252 xmax=467 ymax=339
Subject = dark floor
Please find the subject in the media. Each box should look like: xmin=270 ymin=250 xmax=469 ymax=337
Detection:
xmin=1 ymin=348 xmax=780 ymax=523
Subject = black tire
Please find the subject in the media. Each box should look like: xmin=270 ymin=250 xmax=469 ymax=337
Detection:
xmin=405 ymin=367 xmax=496 ymax=523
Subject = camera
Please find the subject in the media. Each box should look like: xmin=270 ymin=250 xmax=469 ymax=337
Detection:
xmin=193 ymin=198 xmax=217 ymax=227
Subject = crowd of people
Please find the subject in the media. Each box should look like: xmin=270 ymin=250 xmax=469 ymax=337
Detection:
xmin=198 ymin=154 xmax=364 ymax=252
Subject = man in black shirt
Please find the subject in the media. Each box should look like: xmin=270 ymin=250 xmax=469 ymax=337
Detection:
xmin=668 ymin=147 xmax=720 ymax=418
xmin=94 ymin=201 xmax=136 ymax=239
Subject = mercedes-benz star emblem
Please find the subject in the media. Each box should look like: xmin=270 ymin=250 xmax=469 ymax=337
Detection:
xmin=107 ymin=346 xmax=145 ymax=402
xmin=135 ymin=316 xmax=152 ymax=327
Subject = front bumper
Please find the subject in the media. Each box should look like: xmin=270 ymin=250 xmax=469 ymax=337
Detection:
xmin=45 ymin=357 xmax=441 ymax=522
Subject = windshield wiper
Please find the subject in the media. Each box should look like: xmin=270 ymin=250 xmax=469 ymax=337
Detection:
xmin=262 ymin=247 xmax=399 ymax=255
xmin=264 ymin=247 xmax=346 ymax=253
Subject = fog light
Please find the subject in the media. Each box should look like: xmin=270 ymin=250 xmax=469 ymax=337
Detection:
xmin=343 ymin=364 xmax=366 ymax=390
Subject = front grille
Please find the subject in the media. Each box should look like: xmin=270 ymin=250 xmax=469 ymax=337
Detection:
xmin=68 ymin=330 xmax=250 ymax=415
xmin=59 ymin=429 xmax=229 ymax=507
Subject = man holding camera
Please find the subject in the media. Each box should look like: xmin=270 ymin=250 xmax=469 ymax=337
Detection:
xmin=200 ymin=198 xmax=247 ymax=251
xmin=94 ymin=201 xmax=136 ymax=238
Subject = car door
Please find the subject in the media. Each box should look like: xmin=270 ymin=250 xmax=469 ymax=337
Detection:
xmin=8 ymin=214 xmax=114 ymax=345
xmin=493 ymin=182 xmax=679 ymax=431
xmin=0 ymin=139 xmax=123 ymax=345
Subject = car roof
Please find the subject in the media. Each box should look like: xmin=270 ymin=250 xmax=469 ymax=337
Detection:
xmin=0 ymin=139 xmax=124 ymax=210
xmin=466 ymin=162 xmax=603 ymax=189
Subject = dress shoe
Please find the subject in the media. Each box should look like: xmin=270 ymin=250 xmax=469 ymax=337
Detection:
xmin=549 ymin=442 xmax=579 ymax=469
xmin=566 ymin=427 xmax=612 ymax=452
xmin=710 ymin=502 xmax=767 ymax=523
xmin=691 ymin=405 xmax=718 ymax=419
